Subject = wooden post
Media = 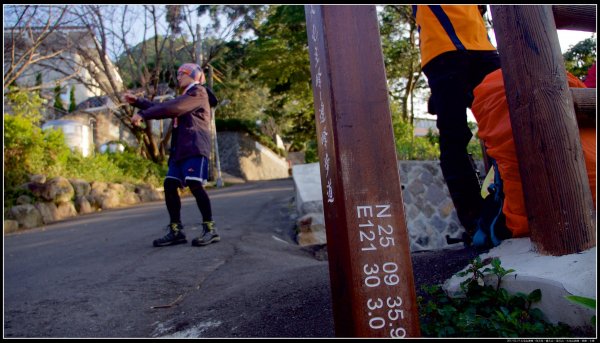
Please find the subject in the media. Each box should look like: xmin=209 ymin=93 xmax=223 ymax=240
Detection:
xmin=304 ymin=5 xmax=420 ymax=337
xmin=570 ymin=88 xmax=596 ymax=128
xmin=552 ymin=5 xmax=596 ymax=32
xmin=490 ymin=5 xmax=596 ymax=255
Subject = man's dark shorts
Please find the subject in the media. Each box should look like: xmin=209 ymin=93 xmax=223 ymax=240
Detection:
xmin=166 ymin=156 xmax=209 ymax=187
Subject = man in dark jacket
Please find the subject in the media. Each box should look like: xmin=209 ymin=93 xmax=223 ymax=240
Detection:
xmin=123 ymin=63 xmax=219 ymax=247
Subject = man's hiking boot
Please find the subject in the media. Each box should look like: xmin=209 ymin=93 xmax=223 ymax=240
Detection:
xmin=153 ymin=223 xmax=187 ymax=247
xmin=191 ymin=221 xmax=220 ymax=246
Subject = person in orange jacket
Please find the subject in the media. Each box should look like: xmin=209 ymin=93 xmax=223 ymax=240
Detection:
xmin=471 ymin=68 xmax=596 ymax=238
xmin=583 ymin=62 xmax=596 ymax=88
xmin=413 ymin=5 xmax=500 ymax=239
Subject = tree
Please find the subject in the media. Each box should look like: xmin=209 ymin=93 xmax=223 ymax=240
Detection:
xmin=4 ymin=85 xmax=46 ymax=124
xmin=68 ymin=85 xmax=77 ymax=112
xmin=246 ymin=5 xmax=314 ymax=151
xmin=379 ymin=5 xmax=427 ymax=125
xmin=208 ymin=40 xmax=270 ymax=122
xmin=56 ymin=5 xmax=182 ymax=162
xmin=563 ymin=36 xmax=596 ymax=79
xmin=111 ymin=5 xmax=268 ymax=161
xmin=3 ymin=5 xmax=81 ymax=91
xmin=53 ymin=83 xmax=65 ymax=111
xmin=191 ymin=5 xmax=271 ymax=119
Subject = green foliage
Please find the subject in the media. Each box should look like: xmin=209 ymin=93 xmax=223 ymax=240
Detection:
xmin=565 ymin=295 xmax=596 ymax=326
xmin=53 ymin=83 xmax=65 ymax=111
xmin=246 ymin=5 xmax=315 ymax=153
xmin=4 ymin=114 xmax=70 ymax=189
xmin=393 ymin=115 xmax=440 ymax=160
xmin=418 ymin=257 xmax=574 ymax=337
xmin=4 ymin=86 xmax=46 ymax=124
xmin=304 ymin=139 xmax=319 ymax=163
xmin=4 ymin=87 xmax=71 ymax=188
xmin=4 ymin=92 xmax=167 ymax=210
xmin=62 ymin=152 xmax=167 ymax=187
xmin=563 ymin=36 xmax=596 ymax=80
xmin=565 ymin=295 xmax=596 ymax=310
xmin=379 ymin=5 xmax=427 ymax=122
xmin=214 ymin=68 xmax=270 ymax=122
xmin=467 ymin=122 xmax=484 ymax=160
xmin=216 ymin=117 xmax=260 ymax=134
xmin=391 ymin=109 xmax=483 ymax=161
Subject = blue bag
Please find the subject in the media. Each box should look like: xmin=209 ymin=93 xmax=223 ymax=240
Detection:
xmin=472 ymin=159 xmax=512 ymax=248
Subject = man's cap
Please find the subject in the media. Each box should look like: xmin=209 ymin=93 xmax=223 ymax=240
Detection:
xmin=177 ymin=63 xmax=206 ymax=83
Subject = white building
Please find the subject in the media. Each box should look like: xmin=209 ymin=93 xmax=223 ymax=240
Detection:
xmin=3 ymin=26 xmax=124 ymax=119
xmin=413 ymin=117 xmax=438 ymax=137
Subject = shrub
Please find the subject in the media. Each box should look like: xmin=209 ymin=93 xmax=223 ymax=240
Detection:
xmin=304 ymin=139 xmax=319 ymax=163
xmin=4 ymin=87 xmax=167 ymax=211
xmin=418 ymin=257 xmax=575 ymax=337
xmin=393 ymin=118 xmax=440 ymax=160
xmin=4 ymin=114 xmax=71 ymax=187
xmin=393 ymin=118 xmax=483 ymax=161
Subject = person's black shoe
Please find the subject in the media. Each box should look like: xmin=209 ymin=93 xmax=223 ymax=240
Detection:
xmin=153 ymin=223 xmax=187 ymax=247
xmin=191 ymin=221 xmax=220 ymax=246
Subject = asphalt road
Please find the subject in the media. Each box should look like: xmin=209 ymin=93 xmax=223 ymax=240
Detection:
xmin=4 ymin=177 xmax=480 ymax=338
xmin=4 ymin=178 xmax=336 ymax=338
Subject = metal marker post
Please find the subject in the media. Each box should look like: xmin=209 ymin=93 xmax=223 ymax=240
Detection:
xmin=305 ymin=5 xmax=420 ymax=337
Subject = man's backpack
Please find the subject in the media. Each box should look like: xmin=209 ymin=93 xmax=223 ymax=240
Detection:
xmin=471 ymin=158 xmax=512 ymax=249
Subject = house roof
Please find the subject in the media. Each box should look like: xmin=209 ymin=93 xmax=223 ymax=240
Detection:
xmin=76 ymin=95 xmax=112 ymax=110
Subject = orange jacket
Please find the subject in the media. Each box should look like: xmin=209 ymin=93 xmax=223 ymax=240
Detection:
xmin=413 ymin=5 xmax=497 ymax=67
xmin=472 ymin=69 xmax=596 ymax=237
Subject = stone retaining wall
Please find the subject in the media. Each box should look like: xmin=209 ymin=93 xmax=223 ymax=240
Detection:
xmin=4 ymin=133 xmax=290 ymax=234
xmin=4 ymin=175 xmax=163 ymax=234
xmin=217 ymin=131 xmax=290 ymax=181
xmin=295 ymin=160 xmax=486 ymax=251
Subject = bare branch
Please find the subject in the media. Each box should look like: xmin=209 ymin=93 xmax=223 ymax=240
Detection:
xmin=3 ymin=5 xmax=73 ymax=89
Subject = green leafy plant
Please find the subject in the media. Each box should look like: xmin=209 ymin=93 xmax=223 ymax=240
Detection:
xmin=418 ymin=257 xmax=575 ymax=337
xmin=565 ymin=295 xmax=596 ymax=326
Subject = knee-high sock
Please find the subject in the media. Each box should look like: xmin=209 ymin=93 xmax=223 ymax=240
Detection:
xmin=187 ymin=179 xmax=213 ymax=223
xmin=164 ymin=178 xmax=182 ymax=224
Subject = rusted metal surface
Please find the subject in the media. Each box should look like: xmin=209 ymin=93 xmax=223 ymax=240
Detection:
xmin=491 ymin=5 xmax=596 ymax=255
xmin=304 ymin=5 xmax=420 ymax=337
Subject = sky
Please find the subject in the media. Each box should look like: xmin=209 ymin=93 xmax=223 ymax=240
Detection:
xmin=556 ymin=30 xmax=596 ymax=53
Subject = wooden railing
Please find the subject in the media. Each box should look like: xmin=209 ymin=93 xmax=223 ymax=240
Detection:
xmin=490 ymin=5 xmax=596 ymax=255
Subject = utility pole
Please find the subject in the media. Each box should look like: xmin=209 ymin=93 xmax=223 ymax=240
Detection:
xmin=195 ymin=23 xmax=203 ymax=66
xmin=305 ymin=5 xmax=420 ymax=337
xmin=197 ymin=23 xmax=222 ymax=187
xmin=206 ymin=65 xmax=224 ymax=188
